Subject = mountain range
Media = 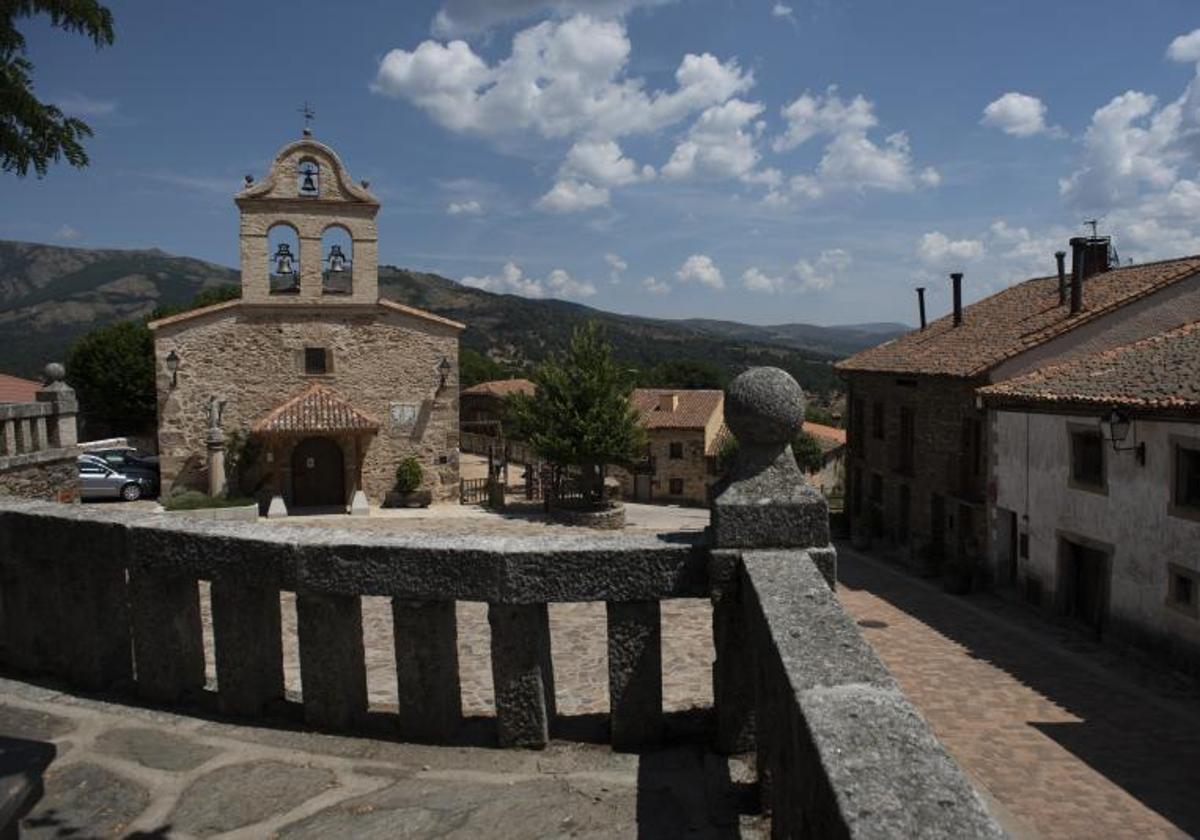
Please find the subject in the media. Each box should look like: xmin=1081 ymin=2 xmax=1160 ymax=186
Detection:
xmin=0 ymin=240 xmax=907 ymax=394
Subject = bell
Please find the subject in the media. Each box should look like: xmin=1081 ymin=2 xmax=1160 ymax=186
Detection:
xmin=300 ymin=164 xmax=317 ymax=194
xmin=273 ymin=242 xmax=295 ymax=275
xmin=328 ymin=245 xmax=346 ymax=272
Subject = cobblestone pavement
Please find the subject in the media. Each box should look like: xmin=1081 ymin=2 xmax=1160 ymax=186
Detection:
xmin=837 ymin=544 xmax=1200 ymax=840
xmin=0 ymin=676 xmax=759 ymax=839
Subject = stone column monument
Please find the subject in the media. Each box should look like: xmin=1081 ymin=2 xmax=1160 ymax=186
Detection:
xmin=204 ymin=396 xmax=228 ymax=498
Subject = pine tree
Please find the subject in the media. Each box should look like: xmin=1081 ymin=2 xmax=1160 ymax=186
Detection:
xmin=509 ymin=322 xmax=645 ymax=506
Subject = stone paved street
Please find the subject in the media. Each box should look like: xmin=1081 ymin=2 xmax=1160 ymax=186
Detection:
xmin=837 ymin=544 xmax=1200 ymax=840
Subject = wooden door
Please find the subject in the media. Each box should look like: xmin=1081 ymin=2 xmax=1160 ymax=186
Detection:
xmin=291 ymin=437 xmax=345 ymax=508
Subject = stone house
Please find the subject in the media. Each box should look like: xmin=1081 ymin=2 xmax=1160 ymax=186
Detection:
xmin=980 ymin=321 xmax=1200 ymax=672
xmin=460 ymin=378 xmax=535 ymax=436
xmin=837 ymin=237 xmax=1200 ymax=576
xmin=803 ymin=421 xmax=846 ymax=496
xmin=611 ymin=389 xmax=727 ymax=505
xmin=150 ymin=133 xmax=464 ymax=513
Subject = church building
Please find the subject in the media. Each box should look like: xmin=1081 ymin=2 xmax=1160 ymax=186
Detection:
xmin=150 ymin=131 xmax=463 ymax=513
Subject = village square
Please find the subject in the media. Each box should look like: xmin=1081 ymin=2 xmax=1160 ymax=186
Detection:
xmin=0 ymin=2 xmax=1199 ymax=838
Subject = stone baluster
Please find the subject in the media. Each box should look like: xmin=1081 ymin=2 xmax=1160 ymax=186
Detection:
xmin=211 ymin=579 xmax=285 ymax=717
xmin=296 ymin=591 xmax=368 ymax=729
xmin=606 ymin=600 xmax=663 ymax=749
xmin=709 ymin=367 xmax=836 ymax=754
xmin=128 ymin=567 xmax=206 ymax=703
xmin=1 ymin=418 xmax=13 ymax=456
xmin=32 ymin=416 xmax=48 ymax=452
xmin=488 ymin=603 xmax=556 ymax=748
xmin=393 ymin=599 xmax=461 ymax=741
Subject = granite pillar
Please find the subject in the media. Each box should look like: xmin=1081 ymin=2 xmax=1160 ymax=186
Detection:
xmin=488 ymin=603 xmax=556 ymax=748
xmin=606 ymin=600 xmax=662 ymax=749
xmin=296 ymin=591 xmax=367 ymax=730
xmin=393 ymin=599 xmax=461 ymax=741
xmin=128 ymin=567 xmax=205 ymax=703
xmin=211 ymin=579 xmax=284 ymax=717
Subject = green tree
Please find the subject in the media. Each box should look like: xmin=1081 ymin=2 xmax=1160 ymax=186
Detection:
xmin=509 ymin=322 xmax=645 ymax=505
xmin=805 ymin=404 xmax=841 ymax=428
xmin=1 ymin=0 xmax=115 ymax=177
xmin=793 ymin=430 xmax=825 ymax=473
xmin=638 ymin=359 xmax=725 ymax=390
xmin=460 ymin=347 xmax=516 ymax=389
xmin=67 ymin=285 xmax=239 ymax=437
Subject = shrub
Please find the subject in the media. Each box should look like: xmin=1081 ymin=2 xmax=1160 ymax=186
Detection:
xmin=395 ymin=457 xmax=423 ymax=493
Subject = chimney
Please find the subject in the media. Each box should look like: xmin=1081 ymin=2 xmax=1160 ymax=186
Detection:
xmin=916 ymin=287 xmax=927 ymax=330
xmin=950 ymin=273 xmax=963 ymax=326
xmin=1070 ymin=251 xmax=1084 ymax=314
xmin=1055 ymin=251 xmax=1067 ymax=306
xmin=1069 ymin=235 xmax=1112 ymax=283
xmin=658 ymin=393 xmax=678 ymax=413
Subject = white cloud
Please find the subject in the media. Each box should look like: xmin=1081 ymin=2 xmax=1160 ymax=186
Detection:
xmin=743 ymin=249 xmax=851 ymax=293
xmin=536 ymin=179 xmax=610 ymax=212
xmin=1166 ymin=27 xmax=1200 ymax=63
xmin=447 ymin=199 xmax=483 ymax=215
xmin=52 ymin=93 xmax=116 ymax=117
xmin=770 ymin=87 xmax=939 ymax=200
xmin=430 ymin=0 xmax=669 ymax=37
xmin=771 ymin=3 xmax=794 ymax=19
xmin=461 ymin=261 xmax=596 ymax=299
xmin=662 ymin=99 xmax=765 ymax=182
xmin=562 ymin=139 xmax=654 ymax=186
xmin=54 ymin=224 xmax=81 ymax=241
xmin=373 ymin=16 xmax=752 ymax=142
xmin=981 ymin=92 xmax=1058 ymax=138
xmin=917 ymin=231 xmax=985 ymax=266
xmin=642 ymin=275 xmax=670 ymax=295
xmin=605 ymin=252 xmax=628 ymax=282
xmin=676 ymin=253 xmax=724 ymax=288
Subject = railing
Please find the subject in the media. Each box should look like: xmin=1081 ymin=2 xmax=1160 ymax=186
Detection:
xmin=460 ymin=432 xmax=536 ymax=467
xmin=0 ymin=366 xmax=1003 ymax=839
xmin=0 ymin=365 xmax=79 ymax=504
xmin=459 ymin=477 xmax=490 ymax=505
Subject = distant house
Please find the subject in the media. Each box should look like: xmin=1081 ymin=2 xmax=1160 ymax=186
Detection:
xmin=611 ymin=388 xmax=727 ymax=506
xmin=837 ymin=236 xmax=1200 ymax=576
xmin=980 ymin=321 xmax=1200 ymax=671
xmin=803 ymin=421 xmax=846 ymax=496
xmin=0 ymin=373 xmax=41 ymax=404
xmin=460 ymin=378 xmax=535 ymax=436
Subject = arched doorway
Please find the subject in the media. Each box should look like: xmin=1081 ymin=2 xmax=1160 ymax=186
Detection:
xmin=291 ymin=436 xmax=345 ymax=508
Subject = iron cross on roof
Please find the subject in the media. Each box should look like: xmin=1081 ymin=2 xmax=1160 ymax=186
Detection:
xmin=299 ymin=101 xmax=316 ymax=136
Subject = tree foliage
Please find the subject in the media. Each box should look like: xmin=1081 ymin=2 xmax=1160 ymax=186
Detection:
xmin=637 ymin=359 xmax=725 ymax=390
xmin=460 ymin=347 xmax=522 ymax=389
xmin=509 ymin=322 xmax=645 ymax=504
xmin=1 ymin=0 xmax=115 ymax=177
xmin=793 ymin=430 xmax=825 ymax=473
xmin=66 ymin=285 xmax=240 ymax=437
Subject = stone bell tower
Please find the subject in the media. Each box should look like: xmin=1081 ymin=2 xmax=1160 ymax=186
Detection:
xmin=235 ymin=131 xmax=380 ymax=304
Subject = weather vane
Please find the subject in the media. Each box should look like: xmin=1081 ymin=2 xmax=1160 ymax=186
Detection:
xmin=299 ymin=101 xmax=316 ymax=136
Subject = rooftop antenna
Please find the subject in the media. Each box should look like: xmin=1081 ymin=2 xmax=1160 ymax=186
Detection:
xmin=299 ymin=101 xmax=316 ymax=137
xmin=1083 ymin=218 xmax=1099 ymax=238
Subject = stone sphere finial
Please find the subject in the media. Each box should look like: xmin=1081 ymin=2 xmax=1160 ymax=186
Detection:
xmin=724 ymin=367 xmax=806 ymax=446
xmin=43 ymin=362 xmax=66 ymax=383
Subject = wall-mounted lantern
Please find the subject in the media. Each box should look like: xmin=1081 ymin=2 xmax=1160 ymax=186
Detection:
xmin=437 ymin=356 xmax=452 ymax=389
xmin=1100 ymin=406 xmax=1145 ymax=465
xmin=165 ymin=350 xmax=180 ymax=389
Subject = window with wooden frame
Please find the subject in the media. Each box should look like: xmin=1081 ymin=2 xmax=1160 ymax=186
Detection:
xmin=669 ymin=441 xmax=684 ymax=460
xmin=1069 ymin=427 xmax=1106 ymax=492
xmin=1170 ymin=439 xmax=1200 ymax=520
xmin=304 ymin=347 xmax=330 ymax=375
xmin=1167 ymin=563 xmax=1199 ymax=619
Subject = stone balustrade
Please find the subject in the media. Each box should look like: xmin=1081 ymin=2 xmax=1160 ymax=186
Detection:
xmin=0 ymin=364 xmax=79 ymax=504
xmin=0 ymin=367 xmax=1003 ymax=838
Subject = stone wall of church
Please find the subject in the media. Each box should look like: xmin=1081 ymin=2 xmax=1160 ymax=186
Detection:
xmin=153 ymin=304 xmax=460 ymax=506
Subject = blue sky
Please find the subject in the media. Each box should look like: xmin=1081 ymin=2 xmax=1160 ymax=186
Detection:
xmin=5 ymin=0 xmax=1200 ymax=326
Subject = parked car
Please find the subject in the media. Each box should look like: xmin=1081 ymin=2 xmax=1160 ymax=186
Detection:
xmin=77 ymin=454 xmax=158 ymax=502
xmin=87 ymin=446 xmax=160 ymax=472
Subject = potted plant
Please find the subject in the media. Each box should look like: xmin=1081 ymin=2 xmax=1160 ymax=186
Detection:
xmin=384 ymin=457 xmax=431 ymax=508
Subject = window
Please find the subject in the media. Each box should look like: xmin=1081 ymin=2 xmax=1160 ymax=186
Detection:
xmin=898 ymin=406 xmax=915 ymax=475
xmin=960 ymin=416 xmax=983 ymax=478
xmin=304 ymin=347 xmax=329 ymax=375
xmin=1171 ymin=441 xmax=1200 ymax=518
xmin=669 ymin=478 xmax=684 ymax=495
xmin=851 ymin=396 xmax=865 ymax=456
xmin=1167 ymin=563 xmax=1199 ymax=618
xmin=1069 ymin=429 xmax=1105 ymax=491
xmin=669 ymin=441 xmax=684 ymax=460
xmin=872 ymin=401 xmax=885 ymax=439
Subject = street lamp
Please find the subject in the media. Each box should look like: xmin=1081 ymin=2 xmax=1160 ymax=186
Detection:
xmin=1099 ymin=406 xmax=1145 ymax=465
xmin=437 ymin=356 xmax=453 ymax=389
xmin=165 ymin=350 xmax=180 ymax=389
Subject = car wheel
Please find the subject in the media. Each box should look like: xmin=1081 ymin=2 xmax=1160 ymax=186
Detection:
xmin=121 ymin=483 xmax=143 ymax=502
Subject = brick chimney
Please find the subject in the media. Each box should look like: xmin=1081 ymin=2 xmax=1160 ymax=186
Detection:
xmin=1070 ymin=236 xmax=1111 ymax=282
xmin=658 ymin=393 xmax=678 ymax=412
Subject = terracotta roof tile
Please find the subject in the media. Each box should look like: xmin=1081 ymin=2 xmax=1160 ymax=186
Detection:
xmin=804 ymin=421 xmax=846 ymax=451
xmin=251 ymin=383 xmax=380 ymax=435
xmin=630 ymin=389 xmax=723 ymax=430
xmin=461 ymin=378 xmax=536 ymax=398
xmin=837 ymin=256 xmax=1200 ymax=378
xmin=979 ymin=320 xmax=1200 ymax=413
xmin=0 ymin=373 xmax=40 ymax=404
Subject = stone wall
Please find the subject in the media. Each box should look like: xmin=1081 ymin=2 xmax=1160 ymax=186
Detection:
xmin=0 ymin=372 xmax=79 ymax=504
xmin=611 ymin=429 xmax=713 ymax=505
xmin=0 ymin=454 xmax=78 ymax=503
xmin=843 ymin=372 xmax=988 ymax=573
xmin=153 ymin=304 xmax=459 ymax=505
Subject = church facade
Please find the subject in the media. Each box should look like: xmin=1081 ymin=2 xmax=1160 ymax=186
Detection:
xmin=150 ymin=134 xmax=463 ymax=512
